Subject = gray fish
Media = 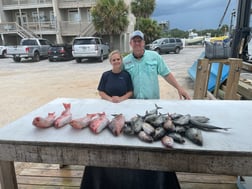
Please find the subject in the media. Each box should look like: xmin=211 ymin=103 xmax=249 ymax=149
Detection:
xmin=144 ymin=113 xmax=159 ymax=123
xmin=189 ymin=118 xmax=231 ymax=131
xmin=145 ymin=104 xmax=162 ymax=115
xmin=169 ymin=113 xmax=183 ymax=120
xmin=138 ymin=131 xmax=153 ymax=143
xmin=173 ymin=114 xmax=191 ymax=125
xmin=185 ymin=128 xmax=203 ymax=146
xmin=142 ymin=122 xmax=155 ymax=135
xmin=131 ymin=115 xmax=143 ymax=133
xmin=168 ymin=133 xmax=185 ymax=144
xmin=123 ymin=121 xmax=135 ymax=135
xmin=190 ymin=116 xmax=210 ymax=123
xmin=149 ymin=114 xmax=166 ymax=127
xmin=175 ymin=126 xmax=187 ymax=134
xmin=153 ymin=127 xmax=166 ymax=141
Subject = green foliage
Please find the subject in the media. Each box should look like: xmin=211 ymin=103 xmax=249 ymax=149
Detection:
xmin=131 ymin=0 xmax=156 ymax=18
xmin=91 ymin=0 xmax=129 ymax=35
xmin=137 ymin=18 xmax=162 ymax=44
xmin=160 ymin=26 xmax=230 ymax=39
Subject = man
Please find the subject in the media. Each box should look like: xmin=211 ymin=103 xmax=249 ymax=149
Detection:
xmin=123 ymin=30 xmax=191 ymax=100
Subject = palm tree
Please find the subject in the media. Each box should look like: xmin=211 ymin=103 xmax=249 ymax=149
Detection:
xmin=138 ymin=18 xmax=161 ymax=44
xmin=91 ymin=0 xmax=129 ymax=50
xmin=131 ymin=0 xmax=155 ymax=29
xmin=131 ymin=0 xmax=155 ymax=18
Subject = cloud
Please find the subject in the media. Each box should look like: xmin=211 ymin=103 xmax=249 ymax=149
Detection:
xmin=152 ymin=0 xmax=238 ymax=30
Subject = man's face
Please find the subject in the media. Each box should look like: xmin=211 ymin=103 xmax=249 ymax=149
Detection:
xmin=130 ymin=36 xmax=145 ymax=51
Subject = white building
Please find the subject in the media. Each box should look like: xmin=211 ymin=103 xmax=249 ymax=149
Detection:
xmin=0 ymin=0 xmax=135 ymax=52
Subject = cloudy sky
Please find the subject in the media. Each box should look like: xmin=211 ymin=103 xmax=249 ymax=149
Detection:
xmin=151 ymin=0 xmax=239 ymax=31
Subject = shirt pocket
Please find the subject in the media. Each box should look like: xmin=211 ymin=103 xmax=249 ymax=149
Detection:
xmin=145 ymin=60 xmax=157 ymax=74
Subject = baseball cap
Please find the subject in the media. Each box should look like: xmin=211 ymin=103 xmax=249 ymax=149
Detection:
xmin=130 ymin=30 xmax=144 ymax=40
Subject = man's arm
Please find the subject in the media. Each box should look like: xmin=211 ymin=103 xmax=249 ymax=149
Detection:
xmin=164 ymin=73 xmax=191 ymax=100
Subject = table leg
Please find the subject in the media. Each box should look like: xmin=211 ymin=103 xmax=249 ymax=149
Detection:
xmin=0 ymin=160 xmax=18 ymax=189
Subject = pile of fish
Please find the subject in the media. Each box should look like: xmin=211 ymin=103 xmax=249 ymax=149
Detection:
xmin=32 ymin=103 xmax=230 ymax=148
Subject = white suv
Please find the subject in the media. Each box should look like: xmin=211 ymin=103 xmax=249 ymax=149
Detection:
xmin=72 ymin=37 xmax=110 ymax=63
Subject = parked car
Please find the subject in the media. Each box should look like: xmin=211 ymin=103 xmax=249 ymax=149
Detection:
xmin=72 ymin=37 xmax=110 ymax=63
xmin=48 ymin=44 xmax=74 ymax=62
xmin=145 ymin=38 xmax=183 ymax=54
xmin=0 ymin=46 xmax=7 ymax=58
xmin=6 ymin=38 xmax=52 ymax=62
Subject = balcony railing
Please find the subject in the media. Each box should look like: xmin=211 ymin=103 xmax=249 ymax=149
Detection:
xmin=58 ymin=0 xmax=96 ymax=8
xmin=2 ymin=0 xmax=52 ymax=6
xmin=60 ymin=21 xmax=92 ymax=36
xmin=0 ymin=21 xmax=56 ymax=36
xmin=0 ymin=21 xmax=96 ymax=37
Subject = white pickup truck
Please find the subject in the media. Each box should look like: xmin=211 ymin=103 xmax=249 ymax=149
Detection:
xmin=0 ymin=46 xmax=7 ymax=58
xmin=6 ymin=38 xmax=52 ymax=62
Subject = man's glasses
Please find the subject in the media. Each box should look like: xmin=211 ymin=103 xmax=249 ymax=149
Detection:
xmin=132 ymin=39 xmax=142 ymax=43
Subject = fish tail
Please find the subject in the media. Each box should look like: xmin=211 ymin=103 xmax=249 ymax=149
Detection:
xmin=63 ymin=103 xmax=71 ymax=110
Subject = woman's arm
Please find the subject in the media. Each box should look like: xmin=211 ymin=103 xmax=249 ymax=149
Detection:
xmin=98 ymin=91 xmax=113 ymax=102
xmin=98 ymin=91 xmax=133 ymax=103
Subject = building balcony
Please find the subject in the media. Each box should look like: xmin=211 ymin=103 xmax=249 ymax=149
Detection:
xmin=58 ymin=0 xmax=96 ymax=8
xmin=2 ymin=0 xmax=53 ymax=10
xmin=60 ymin=21 xmax=93 ymax=36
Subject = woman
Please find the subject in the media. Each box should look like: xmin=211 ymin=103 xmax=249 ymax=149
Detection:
xmin=97 ymin=50 xmax=133 ymax=103
xmin=80 ymin=51 xmax=135 ymax=189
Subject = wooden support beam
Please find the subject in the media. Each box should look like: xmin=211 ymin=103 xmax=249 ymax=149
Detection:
xmin=193 ymin=58 xmax=242 ymax=100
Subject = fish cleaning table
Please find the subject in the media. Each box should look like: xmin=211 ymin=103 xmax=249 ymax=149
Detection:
xmin=0 ymin=98 xmax=252 ymax=189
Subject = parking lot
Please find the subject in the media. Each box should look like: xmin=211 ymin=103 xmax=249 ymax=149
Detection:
xmin=0 ymin=46 xmax=204 ymax=127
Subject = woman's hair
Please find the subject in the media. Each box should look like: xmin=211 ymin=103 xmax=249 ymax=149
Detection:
xmin=109 ymin=50 xmax=122 ymax=62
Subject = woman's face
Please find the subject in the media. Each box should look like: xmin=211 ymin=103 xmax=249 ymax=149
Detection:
xmin=110 ymin=53 xmax=122 ymax=68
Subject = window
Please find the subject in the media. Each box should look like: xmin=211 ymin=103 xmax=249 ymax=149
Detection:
xmin=32 ymin=11 xmax=45 ymax=22
xmin=87 ymin=9 xmax=92 ymax=23
xmin=163 ymin=39 xmax=169 ymax=44
xmin=169 ymin=38 xmax=175 ymax=43
xmin=68 ymin=9 xmax=80 ymax=22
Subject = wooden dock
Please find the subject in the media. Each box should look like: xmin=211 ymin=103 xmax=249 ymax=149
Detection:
xmin=12 ymin=163 xmax=238 ymax=189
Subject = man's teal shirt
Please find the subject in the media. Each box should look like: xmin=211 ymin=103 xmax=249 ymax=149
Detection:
xmin=123 ymin=50 xmax=170 ymax=99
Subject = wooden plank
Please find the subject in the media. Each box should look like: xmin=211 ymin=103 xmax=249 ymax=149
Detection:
xmin=242 ymin=61 xmax=252 ymax=72
xmin=18 ymin=185 xmax=79 ymax=189
xmin=177 ymin=172 xmax=237 ymax=184
xmin=28 ymin=163 xmax=84 ymax=170
xmin=19 ymin=168 xmax=83 ymax=178
xmin=16 ymin=163 xmax=239 ymax=189
xmin=17 ymin=175 xmax=81 ymax=186
xmin=0 ymin=160 xmax=18 ymax=189
xmin=224 ymin=58 xmax=242 ymax=99
xmin=238 ymin=80 xmax=252 ymax=99
xmin=193 ymin=59 xmax=210 ymax=99
xmin=179 ymin=183 xmax=237 ymax=189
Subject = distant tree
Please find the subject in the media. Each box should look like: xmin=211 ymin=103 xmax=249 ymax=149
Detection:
xmin=131 ymin=0 xmax=155 ymax=29
xmin=137 ymin=18 xmax=162 ymax=44
xmin=91 ymin=0 xmax=129 ymax=50
xmin=169 ymin=28 xmax=188 ymax=38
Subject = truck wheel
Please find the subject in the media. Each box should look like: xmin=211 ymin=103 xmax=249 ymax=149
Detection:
xmin=33 ymin=52 xmax=40 ymax=62
xmin=155 ymin=48 xmax=161 ymax=54
xmin=98 ymin=52 xmax=104 ymax=62
xmin=174 ymin=47 xmax=180 ymax=54
xmin=76 ymin=58 xmax=82 ymax=63
xmin=13 ymin=56 xmax=21 ymax=62
xmin=1 ymin=50 xmax=7 ymax=58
